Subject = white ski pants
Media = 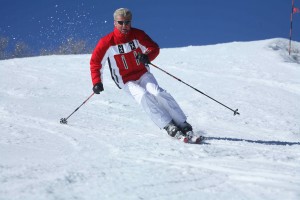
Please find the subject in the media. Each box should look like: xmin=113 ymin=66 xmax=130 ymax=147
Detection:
xmin=123 ymin=72 xmax=187 ymax=129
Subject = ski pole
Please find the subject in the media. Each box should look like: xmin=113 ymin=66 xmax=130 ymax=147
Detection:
xmin=60 ymin=92 xmax=95 ymax=124
xmin=149 ymin=62 xmax=240 ymax=116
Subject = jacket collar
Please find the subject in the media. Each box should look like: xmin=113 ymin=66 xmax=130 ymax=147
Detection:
xmin=113 ymin=27 xmax=132 ymax=43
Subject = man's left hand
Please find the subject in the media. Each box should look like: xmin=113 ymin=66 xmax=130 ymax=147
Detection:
xmin=136 ymin=53 xmax=150 ymax=64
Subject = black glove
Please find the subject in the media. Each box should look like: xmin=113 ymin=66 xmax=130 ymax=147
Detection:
xmin=93 ymin=82 xmax=104 ymax=94
xmin=136 ymin=53 xmax=150 ymax=64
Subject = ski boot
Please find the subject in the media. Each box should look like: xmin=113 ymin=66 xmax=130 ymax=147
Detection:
xmin=164 ymin=121 xmax=189 ymax=143
xmin=180 ymin=121 xmax=203 ymax=143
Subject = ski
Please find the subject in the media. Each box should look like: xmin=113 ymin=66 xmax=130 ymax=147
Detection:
xmin=175 ymin=135 xmax=205 ymax=144
xmin=185 ymin=131 xmax=205 ymax=144
xmin=190 ymin=135 xmax=205 ymax=144
xmin=173 ymin=134 xmax=189 ymax=143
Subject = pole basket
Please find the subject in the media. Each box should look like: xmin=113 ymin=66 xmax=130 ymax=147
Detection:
xmin=60 ymin=118 xmax=68 ymax=124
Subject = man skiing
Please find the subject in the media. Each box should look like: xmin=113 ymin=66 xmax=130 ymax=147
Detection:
xmin=90 ymin=8 xmax=199 ymax=143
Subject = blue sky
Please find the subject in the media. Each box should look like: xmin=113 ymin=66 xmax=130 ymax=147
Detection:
xmin=1 ymin=0 xmax=300 ymax=52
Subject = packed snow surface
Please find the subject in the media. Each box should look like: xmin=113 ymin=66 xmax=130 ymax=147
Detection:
xmin=0 ymin=38 xmax=300 ymax=200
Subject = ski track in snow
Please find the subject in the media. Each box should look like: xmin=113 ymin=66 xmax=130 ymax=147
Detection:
xmin=0 ymin=38 xmax=300 ymax=200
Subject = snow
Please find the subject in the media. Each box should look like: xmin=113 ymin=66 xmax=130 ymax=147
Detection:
xmin=0 ymin=38 xmax=300 ymax=200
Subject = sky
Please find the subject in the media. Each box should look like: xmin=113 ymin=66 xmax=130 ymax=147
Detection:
xmin=1 ymin=0 xmax=300 ymax=53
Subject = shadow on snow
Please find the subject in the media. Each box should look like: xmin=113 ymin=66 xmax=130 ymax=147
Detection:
xmin=203 ymin=136 xmax=300 ymax=146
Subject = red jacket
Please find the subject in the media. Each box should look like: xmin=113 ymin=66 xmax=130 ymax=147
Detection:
xmin=90 ymin=27 xmax=160 ymax=89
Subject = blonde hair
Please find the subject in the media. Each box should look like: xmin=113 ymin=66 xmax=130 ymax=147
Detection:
xmin=113 ymin=8 xmax=132 ymax=20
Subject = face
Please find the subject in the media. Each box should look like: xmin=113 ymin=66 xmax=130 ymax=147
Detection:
xmin=114 ymin=15 xmax=131 ymax=34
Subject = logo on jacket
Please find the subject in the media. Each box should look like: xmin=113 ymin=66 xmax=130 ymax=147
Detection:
xmin=129 ymin=41 xmax=136 ymax=50
xmin=118 ymin=45 xmax=125 ymax=53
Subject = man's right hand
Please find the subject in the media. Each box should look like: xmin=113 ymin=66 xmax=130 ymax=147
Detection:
xmin=93 ymin=82 xmax=104 ymax=94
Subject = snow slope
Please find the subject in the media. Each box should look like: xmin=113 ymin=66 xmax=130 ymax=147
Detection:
xmin=0 ymin=38 xmax=300 ymax=200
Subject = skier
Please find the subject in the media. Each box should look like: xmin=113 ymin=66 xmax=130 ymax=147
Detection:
xmin=90 ymin=8 xmax=198 ymax=142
